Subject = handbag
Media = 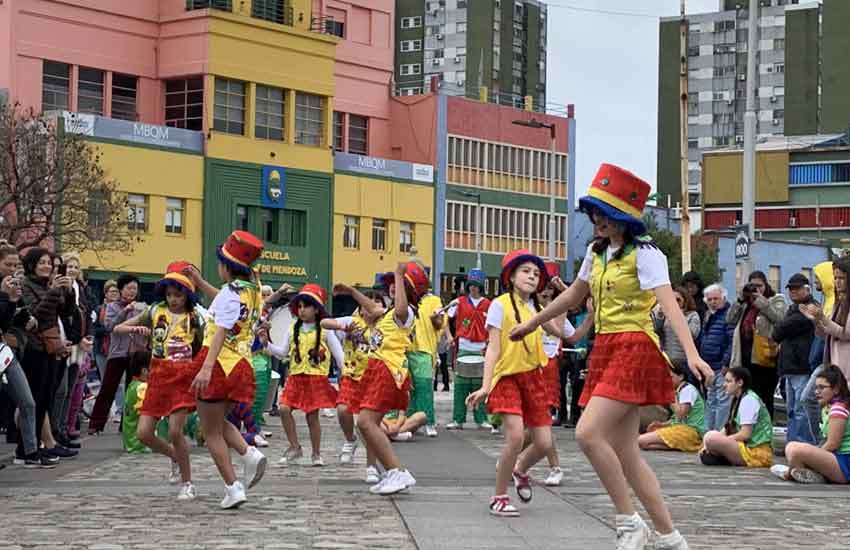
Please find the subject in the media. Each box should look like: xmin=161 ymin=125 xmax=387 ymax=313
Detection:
xmin=39 ymin=325 xmax=66 ymax=355
xmin=752 ymin=333 xmax=779 ymax=368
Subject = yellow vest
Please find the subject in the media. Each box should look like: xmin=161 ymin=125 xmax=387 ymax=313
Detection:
xmin=590 ymin=243 xmax=660 ymax=344
xmin=372 ymin=309 xmax=415 ymax=389
xmin=148 ymin=303 xmax=197 ymax=361
xmin=341 ymin=313 xmax=372 ymax=381
xmin=490 ymin=293 xmax=548 ymax=392
xmin=288 ymin=323 xmax=332 ymax=377
xmin=203 ymin=280 xmax=262 ymax=376
xmin=413 ymin=294 xmax=444 ymax=356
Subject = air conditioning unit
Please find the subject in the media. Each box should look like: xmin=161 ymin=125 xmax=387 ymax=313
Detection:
xmin=772 ymin=118 xmax=780 ymax=125
xmin=454 ymin=55 xmax=461 ymax=63
xmin=770 ymin=96 xmax=777 ymax=103
xmin=436 ymin=34 xmax=444 ymax=40
xmin=432 ymin=58 xmax=441 ymax=66
xmin=738 ymin=74 xmax=746 ymax=81
xmin=735 ymin=135 xmax=744 ymax=144
xmin=789 ymin=216 xmax=797 ymax=228
xmin=458 ymin=79 xmax=465 ymax=87
xmin=727 ymin=99 xmax=734 ymax=105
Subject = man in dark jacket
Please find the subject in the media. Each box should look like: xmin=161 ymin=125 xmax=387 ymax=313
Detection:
xmin=772 ymin=273 xmax=816 ymax=445
xmin=699 ymin=284 xmax=735 ymax=431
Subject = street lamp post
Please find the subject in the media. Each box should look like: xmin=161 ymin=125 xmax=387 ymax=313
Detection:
xmin=455 ymin=189 xmax=482 ymax=270
xmin=512 ymin=119 xmax=559 ymax=262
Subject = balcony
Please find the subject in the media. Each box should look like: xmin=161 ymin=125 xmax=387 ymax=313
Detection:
xmin=186 ymin=0 xmax=295 ymax=28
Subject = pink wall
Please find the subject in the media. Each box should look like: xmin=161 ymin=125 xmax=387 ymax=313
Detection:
xmin=389 ymin=94 xmax=438 ymax=165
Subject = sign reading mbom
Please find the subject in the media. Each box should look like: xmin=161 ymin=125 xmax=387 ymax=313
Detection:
xmin=63 ymin=111 xmax=203 ymax=153
xmin=334 ymin=152 xmax=434 ymax=183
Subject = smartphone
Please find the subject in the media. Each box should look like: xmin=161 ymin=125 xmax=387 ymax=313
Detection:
xmin=57 ymin=264 xmax=67 ymax=277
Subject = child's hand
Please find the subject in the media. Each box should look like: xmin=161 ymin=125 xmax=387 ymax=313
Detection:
xmin=182 ymin=265 xmax=202 ymax=283
xmin=191 ymin=364 xmax=213 ymax=397
xmin=132 ymin=326 xmax=151 ymax=337
xmin=585 ymin=298 xmax=594 ymax=317
xmin=551 ymin=276 xmax=567 ymax=292
xmin=395 ymin=262 xmax=407 ymax=276
xmin=465 ymin=388 xmax=488 ymax=409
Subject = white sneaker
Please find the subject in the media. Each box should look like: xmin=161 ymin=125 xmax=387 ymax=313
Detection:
xmin=445 ymin=421 xmax=462 ymax=430
xmin=770 ymin=464 xmax=791 ymax=481
xmin=277 ymin=446 xmax=303 ymax=466
xmin=790 ymin=467 xmax=826 ymax=484
xmin=479 ymin=422 xmax=494 ymax=430
xmin=425 ymin=425 xmax=438 ymax=438
xmin=370 ymin=468 xmax=416 ymax=495
xmin=365 ymin=465 xmax=381 ymax=484
xmin=220 ymin=481 xmax=247 ymax=509
xmin=253 ymin=434 xmax=270 ymax=448
xmin=242 ymin=446 xmax=267 ymax=489
xmin=261 ymin=430 xmax=273 ymax=438
xmin=654 ymin=530 xmax=689 ymax=550
xmin=490 ymin=426 xmax=500 ymax=435
xmin=312 ymin=454 xmax=325 ymax=467
xmin=615 ymin=513 xmax=650 ymax=550
xmin=391 ymin=431 xmax=414 ymax=442
xmin=340 ymin=439 xmax=359 ymax=464
xmin=321 ymin=408 xmax=336 ymax=418
xmin=177 ymin=481 xmax=196 ymax=501
xmin=168 ymin=461 xmax=181 ymax=485
xmin=544 ymin=467 xmax=564 ymax=487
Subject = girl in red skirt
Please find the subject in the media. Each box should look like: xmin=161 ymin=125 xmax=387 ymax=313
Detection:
xmin=114 ymin=261 xmax=203 ymax=501
xmin=351 ymin=261 xmax=428 ymax=495
xmin=186 ymin=230 xmax=268 ymax=510
xmin=265 ymin=284 xmax=344 ymax=467
xmin=511 ymin=164 xmax=713 ymax=550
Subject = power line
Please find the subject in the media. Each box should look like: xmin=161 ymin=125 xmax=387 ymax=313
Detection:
xmin=545 ymin=2 xmax=664 ymax=19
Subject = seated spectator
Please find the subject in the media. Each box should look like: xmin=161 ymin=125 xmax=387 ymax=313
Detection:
xmin=700 ymin=367 xmax=774 ymax=468
xmin=639 ymin=364 xmax=705 ymax=452
xmin=122 ymin=358 xmax=150 ymax=454
xmin=381 ymin=410 xmax=427 ymax=442
xmin=771 ymin=366 xmax=850 ymax=484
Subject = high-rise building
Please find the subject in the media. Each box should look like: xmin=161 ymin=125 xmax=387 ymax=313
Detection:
xmin=394 ymin=0 xmax=548 ymax=109
xmin=656 ymin=0 xmax=850 ymax=208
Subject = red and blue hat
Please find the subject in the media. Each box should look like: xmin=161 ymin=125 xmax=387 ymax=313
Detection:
xmin=216 ymin=230 xmax=264 ymax=275
xmin=500 ymin=249 xmax=549 ymax=292
xmin=467 ymin=268 xmax=486 ymax=290
xmin=154 ymin=261 xmax=199 ymax=305
xmin=579 ymin=163 xmax=651 ymax=235
xmin=289 ymin=283 xmax=328 ymax=319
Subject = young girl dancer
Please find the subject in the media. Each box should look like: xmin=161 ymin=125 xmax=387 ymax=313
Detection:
xmin=353 ymin=261 xmax=428 ymax=495
xmin=639 ymin=364 xmax=705 ymax=453
xmin=186 ymin=230 xmax=268 ymax=509
xmin=114 ymin=261 xmax=204 ymax=500
xmin=266 ymin=284 xmax=344 ymax=467
xmin=509 ymin=165 xmax=713 ymax=549
xmin=466 ymin=249 xmax=556 ymax=517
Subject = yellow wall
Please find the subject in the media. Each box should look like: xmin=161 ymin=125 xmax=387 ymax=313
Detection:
xmin=703 ymin=151 xmax=790 ymax=205
xmin=333 ymin=174 xmax=434 ymax=288
xmin=204 ymin=12 xmax=337 ymax=174
xmin=79 ymin=142 xmax=204 ymax=277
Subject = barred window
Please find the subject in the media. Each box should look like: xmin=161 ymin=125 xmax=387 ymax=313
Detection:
xmin=348 ymin=115 xmax=368 ymax=155
xmin=295 ymin=92 xmax=324 ymax=146
xmin=111 ymin=73 xmax=138 ymax=121
xmin=255 ymin=85 xmax=285 ymax=141
xmin=213 ymin=78 xmax=246 ymax=135
xmin=372 ymin=219 xmax=387 ymax=251
xmin=165 ymin=77 xmax=204 ymax=131
xmin=165 ymin=198 xmax=184 ymax=234
xmin=42 ymin=61 xmax=70 ymax=112
xmin=78 ymin=67 xmax=105 ymax=115
xmin=343 ymin=216 xmax=359 ymax=249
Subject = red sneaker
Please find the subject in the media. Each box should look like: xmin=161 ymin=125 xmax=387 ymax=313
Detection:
xmin=512 ymin=470 xmax=533 ymax=503
xmin=489 ymin=495 xmax=520 ymax=517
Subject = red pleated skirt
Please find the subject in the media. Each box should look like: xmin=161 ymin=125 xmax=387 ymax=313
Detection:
xmin=336 ymin=376 xmax=362 ymax=414
xmin=543 ymin=356 xmax=561 ymax=408
xmin=139 ymin=357 xmax=198 ymax=417
xmin=358 ymin=358 xmax=411 ymax=414
xmin=487 ymin=368 xmax=551 ymax=428
xmin=280 ymin=373 xmax=338 ymax=413
xmin=578 ymin=332 xmax=674 ymax=408
xmin=194 ymin=347 xmax=256 ymax=405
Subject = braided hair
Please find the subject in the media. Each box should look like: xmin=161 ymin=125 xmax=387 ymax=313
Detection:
xmin=292 ymin=298 xmax=322 ymax=365
xmin=506 ymin=279 xmax=541 ymax=354
xmin=724 ymin=367 xmax=752 ymax=434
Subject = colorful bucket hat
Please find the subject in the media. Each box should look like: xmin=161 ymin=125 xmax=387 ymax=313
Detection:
xmin=379 ymin=262 xmax=430 ymax=299
xmin=154 ymin=260 xmax=198 ymax=305
xmin=578 ymin=163 xmax=651 ymax=235
xmin=216 ymin=230 xmax=264 ymax=275
xmin=467 ymin=268 xmax=486 ymax=290
xmin=289 ymin=283 xmax=329 ymax=319
xmin=544 ymin=261 xmax=561 ymax=281
xmin=500 ymin=249 xmax=549 ymax=292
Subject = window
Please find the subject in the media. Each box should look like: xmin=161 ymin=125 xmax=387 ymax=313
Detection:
xmin=255 ymin=85 xmax=285 ymax=140
xmin=774 ymin=62 xmax=785 ymax=74
xmin=372 ymin=219 xmax=387 ymax=251
xmin=343 ymin=216 xmax=359 ymax=249
xmin=213 ymin=78 xmax=246 ymax=135
xmin=401 ymin=16 xmax=422 ymax=28
xmin=348 ymin=115 xmax=368 ymax=155
xmin=110 ymin=73 xmax=138 ymax=121
xmin=260 ymin=208 xmax=278 ymax=243
xmin=127 ymin=194 xmax=148 ymax=232
xmin=42 ymin=61 xmax=70 ymax=112
xmin=236 ymin=205 xmax=249 ymax=231
xmin=295 ymin=92 xmax=324 ymax=146
xmin=774 ymin=109 xmax=784 ymax=120
xmin=87 ymin=187 xmax=109 ymax=232
xmin=165 ymin=198 xmax=184 ymax=234
xmin=325 ymin=19 xmax=345 ymax=38
xmin=400 ymin=63 xmax=422 ymax=75
xmin=187 ymin=0 xmax=231 ymax=9
xmin=252 ymin=0 xmax=287 ymax=24
xmin=774 ymin=38 xmax=785 ymax=50
xmin=78 ymin=67 xmax=105 ymax=115
xmin=400 ymin=40 xmax=422 ymax=52
xmin=333 ymin=111 xmax=344 ymax=152
xmin=456 ymin=21 xmax=467 ymax=33
xmin=281 ymin=209 xmax=307 ymax=247
xmin=399 ymin=222 xmax=414 ymax=253
xmin=165 ymin=77 xmax=204 ymax=130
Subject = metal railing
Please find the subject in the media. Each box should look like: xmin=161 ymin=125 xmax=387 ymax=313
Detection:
xmin=186 ymin=0 xmax=231 ymax=11
xmin=310 ymin=15 xmax=344 ymax=37
xmin=252 ymin=0 xmax=294 ymax=26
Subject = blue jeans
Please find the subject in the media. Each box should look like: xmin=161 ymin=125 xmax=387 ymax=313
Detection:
xmin=802 ymin=365 xmax=825 ymax=442
xmin=705 ymin=371 xmax=731 ymax=432
xmin=785 ymin=374 xmax=816 ymax=444
xmin=2 ymin=358 xmax=38 ymax=455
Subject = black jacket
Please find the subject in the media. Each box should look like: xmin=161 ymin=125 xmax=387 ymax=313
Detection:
xmin=772 ymin=298 xmax=816 ymax=376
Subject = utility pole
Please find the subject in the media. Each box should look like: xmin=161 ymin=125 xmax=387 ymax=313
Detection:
xmin=679 ymin=0 xmax=691 ymax=272
xmin=741 ymin=0 xmax=759 ymax=285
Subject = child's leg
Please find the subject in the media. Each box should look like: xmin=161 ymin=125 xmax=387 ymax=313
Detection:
xmin=357 ymin=409 xmax=402 ymax=470
xmin=515 ymin=425 xmax=553 ymax=474
xmin=197 ymin=400 xmax=238 ymax=484
xmin=337 ymin=404 xmax=356 ymax=442
xmin=546 ymin=430 xmax=559 ymax=468
xmin=66 ymin=380 xmax=85 ymax=435
xmin=305 ymin=410 xmax=322 ymax=457
xmin=279 ymin=405 xmax=301 ymax=450
xmin=495 ymin=414 xmax=525 ymax=495
xmin=638 ymin=431 xmax=672 ymax=451
xmin=786 ymin=442 xmax=847 ymax=483
xmin=168 ymin=409 xmax=192 ymax=483
xmin=137 ymin=415 xmax=175 ymax=459
xmin=399 ymin=412 xmax=428 ymax=434
xmin=702 ymin=431 xmax=746 ymax=466
xmin=471 ymin=379 xmax=488 ymax=424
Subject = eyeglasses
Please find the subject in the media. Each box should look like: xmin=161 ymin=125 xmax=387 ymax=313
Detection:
xmin=814 ymin=384 xmax=832 ymax=393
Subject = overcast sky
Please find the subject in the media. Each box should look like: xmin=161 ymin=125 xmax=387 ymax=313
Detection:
xmin=546 ymin=0 xmax=719 ymax=199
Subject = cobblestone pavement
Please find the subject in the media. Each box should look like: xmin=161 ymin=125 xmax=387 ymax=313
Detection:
xmin=2 ymin=390 xmax=849 ymax=549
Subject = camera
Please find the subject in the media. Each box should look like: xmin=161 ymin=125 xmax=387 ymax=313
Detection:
xmin=742 ymin=282 xmax=758 ymax=295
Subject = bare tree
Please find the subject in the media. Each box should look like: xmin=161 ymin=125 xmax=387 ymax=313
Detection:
xmin=0 ymin=102 xmax=139 ymax=256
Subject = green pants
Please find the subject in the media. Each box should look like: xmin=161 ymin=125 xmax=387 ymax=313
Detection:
xmin=252 ymin=354 xmax=271 ymax=426
xmin=452 ymin=375 xmax=487 ymax=425
xmin=405 ymin=351 xmax=435 ymax=425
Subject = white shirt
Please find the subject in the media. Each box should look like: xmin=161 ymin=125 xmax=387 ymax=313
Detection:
xmin=267 ymin=321 xmax=346 ymax=369
xmin=677 ymin=384 xmax=698 ymax=406
xmin=485 ymin=298 xmax=537 ymax=331
xmin=737 ymin=393 xmax=761 ymax=425
xmin=542 ymin=319 xmax=576 ymax=358
xmin=577 ymin=243 xmax=670 ymax=290
xmin=208 ymin=285 xmax=241 ymax=330
xmin=449 ymin=296 xmax=488 ymax=352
